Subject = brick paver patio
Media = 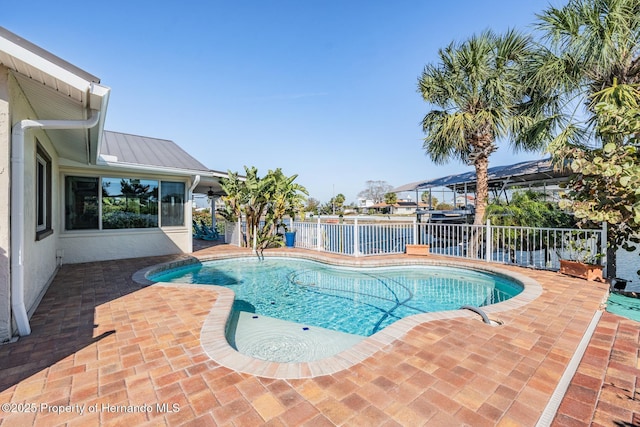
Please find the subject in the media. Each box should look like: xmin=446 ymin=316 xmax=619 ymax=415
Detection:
xmin=0 ymin=243 xmax=638 ymax=426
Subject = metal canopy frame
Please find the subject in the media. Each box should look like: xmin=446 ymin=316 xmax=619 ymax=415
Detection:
xmin=394 ymin=158 xmax=569 ymax=194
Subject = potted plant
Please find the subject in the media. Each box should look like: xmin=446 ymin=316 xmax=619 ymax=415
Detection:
xmin=557 ymin=237 xmax=605 ymax=282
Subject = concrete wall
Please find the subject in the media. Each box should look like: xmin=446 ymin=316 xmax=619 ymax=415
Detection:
xmin=59 ymin=228 xmax=191 ymax=263
xmin=0 ymin=67 xmax=11 ymax=341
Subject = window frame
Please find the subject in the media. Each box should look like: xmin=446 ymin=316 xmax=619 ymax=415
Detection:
xmin=35 ymin=143 xmax=53 ymax=240
xmin=160 ymin=181 xmax=186 ymax=227
xmin=64 ymin=174 xmax=188 ymax=231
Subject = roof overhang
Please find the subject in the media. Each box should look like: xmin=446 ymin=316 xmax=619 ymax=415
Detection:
xmin=1 ymin=27 xmax=110 ymax=165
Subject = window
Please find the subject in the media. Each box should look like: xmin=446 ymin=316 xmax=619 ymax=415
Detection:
xmin=161 ymin=181 xmax=185 ymax=226
xmin=65 ymin=175 xmax=180 ymax=230
xmin=101 ymin=178 xmax=158 ymax=229
xmin=65 ymin=176 xmax=99 ymax=230
xmin=36 ymin=144 xmax=52 ymax=240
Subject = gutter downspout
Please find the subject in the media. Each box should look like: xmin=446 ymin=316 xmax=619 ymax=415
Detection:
xmin=189 ymin=175 xmax=201 ymax=193
xmin=11 ymin=111 xmax=100 ymax=336
xmin=187 ymin=175 xmax=200 ymax=253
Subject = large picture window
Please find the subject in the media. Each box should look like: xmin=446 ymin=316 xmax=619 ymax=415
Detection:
xmin=65 ymin=176 xmax=183 ymax=230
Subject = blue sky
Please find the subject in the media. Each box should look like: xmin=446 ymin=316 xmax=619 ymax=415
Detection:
xmin=7 ymin=0 xmax=558 ymax=203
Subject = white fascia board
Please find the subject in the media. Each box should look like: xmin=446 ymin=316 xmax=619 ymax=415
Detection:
xmin=95 ymin=158 xmax=214 ymax=177
xmin=210 ymin=169 xmax=241 ymax=180
xmin=211 ymin=170 xmax=232 ymax=178
xmin=0 ymin=38 xmax=93 ymax=93
xmin=91 ymin=83 xmax=111 ymax=164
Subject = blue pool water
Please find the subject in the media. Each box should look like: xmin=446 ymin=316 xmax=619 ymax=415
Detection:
xmin=150 ymin=257 xmax=522 ymax=336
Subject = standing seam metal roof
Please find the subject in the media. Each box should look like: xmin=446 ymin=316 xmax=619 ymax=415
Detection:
xmin=101 ymin=131 xmax=210 ymax=172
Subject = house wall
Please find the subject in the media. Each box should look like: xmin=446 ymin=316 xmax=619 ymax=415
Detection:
xmin=59 ymin=229 xmax=191 ymax=263
xmin=10 ymin=74 xmax=60 ymax=322
xmin=58 ymin=168 xmax=194 ymax=263
xmin=0 ymin=67 xmax=11 ymax=341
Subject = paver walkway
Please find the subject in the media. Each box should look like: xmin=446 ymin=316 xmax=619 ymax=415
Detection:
xmin=552 ymin=311 xmax=640 ymax=426
xmin=0 ymin=243 xmax=637 ymax=426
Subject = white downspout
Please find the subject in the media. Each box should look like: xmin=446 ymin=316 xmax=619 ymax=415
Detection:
xmin=187 ymin=176 xmax=200 ymax=253
xmin=189 ymin=175 xmax=201 ymax=193
xmin=11 ymin=111 xmax=100 ymax=336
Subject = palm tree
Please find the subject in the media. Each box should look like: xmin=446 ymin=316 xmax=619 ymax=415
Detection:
xmin=418 ymin=29 xmax=540 ymax=225
xmin=527 ymin=0 xmax=640 ymax=150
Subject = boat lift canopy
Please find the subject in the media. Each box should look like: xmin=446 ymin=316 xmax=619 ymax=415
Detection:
xmin=393 ymin=158 xmax=570 ymax=194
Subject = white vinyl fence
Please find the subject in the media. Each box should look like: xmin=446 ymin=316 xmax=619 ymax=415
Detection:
xmin=224 ymin=216 xmax=606 ymax=272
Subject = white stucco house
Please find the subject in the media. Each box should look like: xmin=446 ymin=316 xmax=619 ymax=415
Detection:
xmin=0 ymin=27 xmax=227 ymax=342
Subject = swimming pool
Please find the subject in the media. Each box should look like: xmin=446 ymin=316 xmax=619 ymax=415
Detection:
xmin=150 ymin=257 xmax=523 ymax=337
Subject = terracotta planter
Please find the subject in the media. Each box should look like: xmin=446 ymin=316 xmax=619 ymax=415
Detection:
xmin=405 ymin=244 xmax=430 ymax=256
xmin=559 ymin=259 xmax=604 ymax=282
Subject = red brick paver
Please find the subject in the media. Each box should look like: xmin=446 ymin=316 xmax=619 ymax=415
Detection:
xmin=552 ymin=311 xmax=640 ymax=426
xmin=0 ymin=243 xmax=637 ymax=426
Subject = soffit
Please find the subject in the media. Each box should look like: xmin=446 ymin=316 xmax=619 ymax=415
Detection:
xmin=0 ymin=26 xmax=99 ymax=104
xmin=12 ymin=72 xmax=93 ymax=164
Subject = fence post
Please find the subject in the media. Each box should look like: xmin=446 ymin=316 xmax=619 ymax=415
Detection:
xmin=413 ymin=217 xmax=418 ymax=245
xmin=601 ymin=221 xmax=608 ymax=278
xmin=485 ymin=218 xmax=492 ymax=262
xmin=354 ymin=217 xmax=360 ymax=257
xmin=317 ymin=216 xmax=322 ymax=251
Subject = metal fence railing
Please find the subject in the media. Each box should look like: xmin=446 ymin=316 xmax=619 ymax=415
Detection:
xmin=224 ymin=217 xmax=605 ymax=272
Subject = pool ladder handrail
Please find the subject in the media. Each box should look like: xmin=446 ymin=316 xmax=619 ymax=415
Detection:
xmin=460 ymin=305 xmax=491 ymax=325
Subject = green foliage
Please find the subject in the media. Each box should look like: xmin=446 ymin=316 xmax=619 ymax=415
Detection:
xmin=559 ymin=88 xmax=640 ymax=276
xmin=319 ymin=194 xmax=346 ymax=215
xmin=102 ymin=212 xmax=157 ymax=229
xmin=557 ymin=234 xmax=605 ymax=265
xmin=384 ymin=192 xmax=398 ymax=205
xmin=305 ymin=197 xmax=321 ymax=215
xmin=219 ymin=167 xmax=308 ymax=251
xmin=435 ymin=202 xmax=454 ymax=210
xmin=559 ymin=142 xmax=640 ymax=247
xmin=193 ymin=209 xmax=224 ymax=233
xmin=486 ymin=190 xmax=575 ymax=228
xmin=421 ymin=193 xmax=438 ymax=208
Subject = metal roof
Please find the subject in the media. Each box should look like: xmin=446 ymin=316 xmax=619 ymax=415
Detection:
xmin=393 ymin=158 xmax=570 ymax=193
xmin=101 ymin=131 xmax=210 ymax=172
xmin=99 ymin=131 xmax=230 ymax=195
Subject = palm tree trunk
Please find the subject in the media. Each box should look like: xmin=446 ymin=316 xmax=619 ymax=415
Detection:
xmin=473 ymin=155 xmax=489 ymax=225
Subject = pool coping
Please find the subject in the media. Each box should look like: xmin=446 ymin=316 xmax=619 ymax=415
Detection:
xmin=134 ymin=250 xmax=543 ymax=379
